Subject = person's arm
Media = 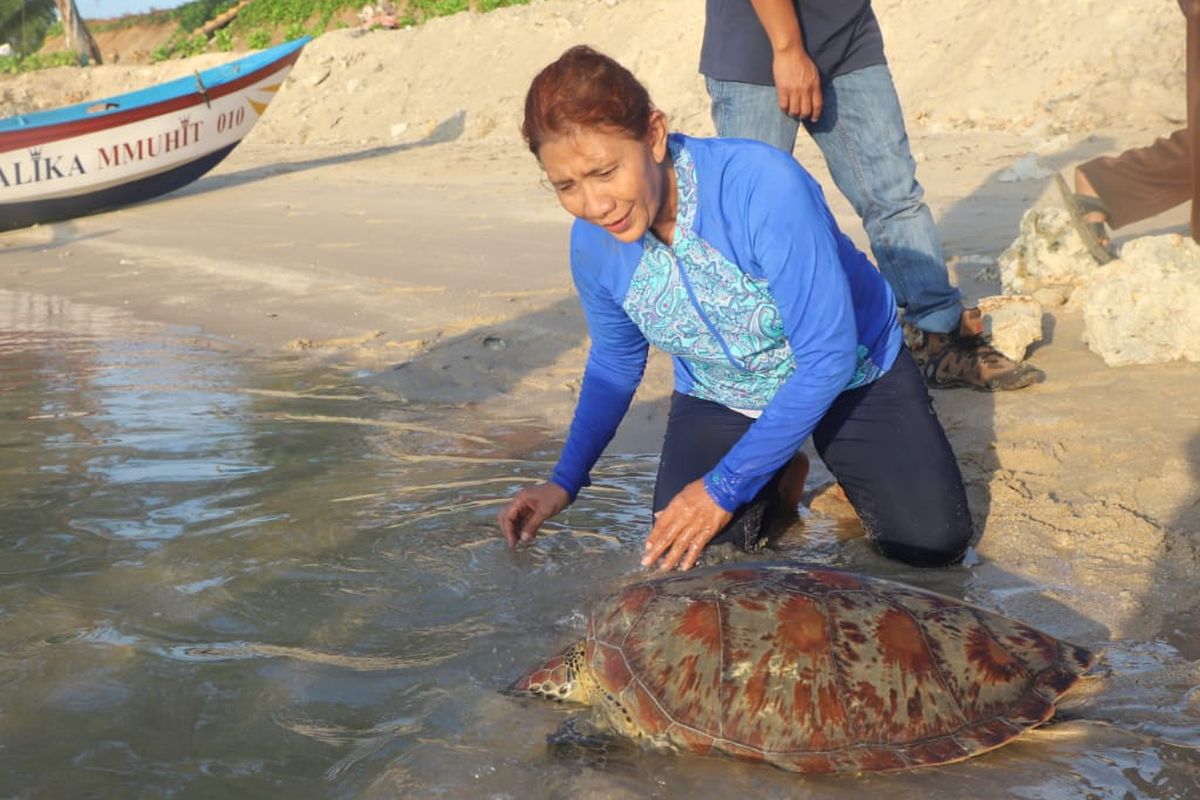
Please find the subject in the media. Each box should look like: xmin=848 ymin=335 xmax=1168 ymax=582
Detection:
xmin=748 ymin=0 xmax=823 ymax=120
xmin=643 ymin=155 xmax=857 ymax=571
xmin=703 ymin=168 xmax=857 ymax=512
xmin=547 ymin=369 xmax=640 ymax=500
xmin=499 ymin=367 xmax=637 ymax=546
xmin=498 ymin=227 xmax=649 ymax=546
xmin=1180 ymin=0 xmax=1200 ymax=19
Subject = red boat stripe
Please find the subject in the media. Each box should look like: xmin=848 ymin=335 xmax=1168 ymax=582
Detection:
xmin=0 ymin=48 xmax=302 ymax=153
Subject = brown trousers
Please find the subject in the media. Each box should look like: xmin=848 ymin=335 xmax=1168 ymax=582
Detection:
xmin=1077 ymin=15 xmax=1200 ymax=240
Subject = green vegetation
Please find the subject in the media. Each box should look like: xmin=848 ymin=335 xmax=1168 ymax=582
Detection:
xmin=227 ymin=0 xmax=527 ymax=35
xmin=283 ymin=21 xmax=307 ymax=40
xmin=384 ymin=0 xmax=528 ymax=28
xmin=172 ymin=0 xmax=239 ymax=32
xmin=246 ymin=28 xmax=271 ymax=49
xmin=0 ymin=50 xmax=79 ymax=75
xmin=214 ymin=26 xmax=234 ymax=51
xmin=0 ymin=0 xmax=56 ymax=57
xmin=0 ymin=0 xmax=531 ymax=72
xmin=231 ymin=0 xmax=354 ymax=32
xmin=90 ymin=0 xmax=237 ymax=33
xmin=151 ymin=30 xmax=210 ymax=62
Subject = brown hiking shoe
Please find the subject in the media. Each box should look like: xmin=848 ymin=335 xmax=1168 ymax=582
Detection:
xmin=904 ymin=310 xmax=1044 ymax=391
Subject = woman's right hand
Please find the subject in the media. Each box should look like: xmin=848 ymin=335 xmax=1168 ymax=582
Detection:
xmin=498 ymin=482 xmax=571 ymax=547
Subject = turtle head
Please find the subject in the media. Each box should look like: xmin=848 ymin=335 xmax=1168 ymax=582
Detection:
xmin=507 ymin=640 xmax=591 ymax=706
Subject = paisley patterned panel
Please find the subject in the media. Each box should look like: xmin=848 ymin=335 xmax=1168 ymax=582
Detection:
xmin=621 ymin=142 xmax=795 ymax=411
xmin=620 ymin=139 xmax=885 ymax=409
xmin=623 ymin=242 xmax=724 ymax=364
xmin=848 ymin=344 xmax=885 ymax=390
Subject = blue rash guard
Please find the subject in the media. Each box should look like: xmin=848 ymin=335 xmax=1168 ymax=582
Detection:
xmin=549 ymin=133 xmax=903 ymax=512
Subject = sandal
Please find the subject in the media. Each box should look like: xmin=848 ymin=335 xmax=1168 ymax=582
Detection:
xmin=1054 ymin=173 xmax=1114 ymax=264
xmin=905 ymin=322 xmax=1045 ymax=392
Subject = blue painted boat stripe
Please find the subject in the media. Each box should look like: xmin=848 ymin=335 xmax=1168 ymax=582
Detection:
xmin=0 ymin=37 xmax=309 ymax=133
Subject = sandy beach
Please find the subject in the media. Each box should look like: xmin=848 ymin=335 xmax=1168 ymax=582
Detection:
xmin=3 ymin=0 xmax=1199 ymax=658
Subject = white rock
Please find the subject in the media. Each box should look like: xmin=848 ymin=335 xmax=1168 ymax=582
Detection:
xmin=997 ymin=154 xmax=1051 ymax=183
xmin=976 ymin=294 xmax=1044 ymax=361
xmin=997 ymin=207 xmax=1100 ymax=307
xmin=1076 ymin=234 xmax=1200 ymax=366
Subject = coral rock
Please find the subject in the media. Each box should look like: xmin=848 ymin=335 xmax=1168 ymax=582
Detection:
xmin=998 ymin=208 xmax=1098 ymax=307
xmin=976 ymin=294 xmax=1044 ymax=361
xmin=1076 ymin=235 xmax=1200 ymax=366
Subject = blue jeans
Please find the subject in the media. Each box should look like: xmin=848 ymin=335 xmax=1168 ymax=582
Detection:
xmin=707 ymin=65 xmax=963 ymax=334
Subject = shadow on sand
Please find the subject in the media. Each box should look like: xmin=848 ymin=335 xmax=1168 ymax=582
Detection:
xmin=179 ymin=109 xmax=468 ymax=198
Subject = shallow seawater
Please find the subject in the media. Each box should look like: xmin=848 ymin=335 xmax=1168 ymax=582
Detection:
xmin=0 ymin=290 xmax=1196 ymax=799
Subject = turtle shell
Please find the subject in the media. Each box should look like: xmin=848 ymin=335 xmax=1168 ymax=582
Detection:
xmin=583 ymin=562 xmax=1094 ymax=773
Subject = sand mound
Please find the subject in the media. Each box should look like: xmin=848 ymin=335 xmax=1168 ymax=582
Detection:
xmin=3 ymin=0 xmax=1188 ymax=144
xmin=251 ymin=0 xmax=1189 ymax=147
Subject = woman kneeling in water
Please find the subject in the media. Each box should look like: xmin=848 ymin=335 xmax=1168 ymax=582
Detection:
xmin=497 ymin=46 xmax=973 ymax=571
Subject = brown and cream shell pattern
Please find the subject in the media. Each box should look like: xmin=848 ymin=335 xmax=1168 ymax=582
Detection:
xmin=513 ymin=562 xmax=1095 ymax=773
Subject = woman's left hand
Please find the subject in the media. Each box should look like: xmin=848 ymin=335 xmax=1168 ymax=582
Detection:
xmin=641 ymin=479 xmax=733 ymax=572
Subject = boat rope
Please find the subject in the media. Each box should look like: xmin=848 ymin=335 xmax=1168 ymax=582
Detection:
xmin=194 ymin=70 xmax=212 ymax=108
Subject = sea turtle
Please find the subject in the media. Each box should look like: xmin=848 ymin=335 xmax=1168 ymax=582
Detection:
xmin=510 ymin=562 xmax=1095 ymax=773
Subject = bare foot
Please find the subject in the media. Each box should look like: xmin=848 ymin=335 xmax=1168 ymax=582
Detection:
xmin=777 ymin=451 xmax=810 ymax=512
xmin=807 ymin=482 xmax=860 ymax=520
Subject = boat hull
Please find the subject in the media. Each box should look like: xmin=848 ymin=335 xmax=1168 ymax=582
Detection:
xmin=0 ymin=143 xmax=237 ymax=231
xmin=0 ymin=38 xmax=307 ymax=232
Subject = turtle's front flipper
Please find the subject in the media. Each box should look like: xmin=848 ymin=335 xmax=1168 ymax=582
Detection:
xmin=547 ymin=715 xmax=637 ymax=772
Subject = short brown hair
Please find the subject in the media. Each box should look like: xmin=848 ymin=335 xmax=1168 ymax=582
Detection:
xmin=521 ymin=45 xmax=654 ymax=155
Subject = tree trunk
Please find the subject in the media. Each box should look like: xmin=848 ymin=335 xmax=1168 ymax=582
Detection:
xmin=53 ymin=0 xmax=102 ymax=65
xmin=200 ymin=0 xmax=253 ymax=37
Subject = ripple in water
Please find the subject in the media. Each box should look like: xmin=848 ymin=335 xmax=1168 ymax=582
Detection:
xmin=0 ymin=289 xmax=1196 ymax=799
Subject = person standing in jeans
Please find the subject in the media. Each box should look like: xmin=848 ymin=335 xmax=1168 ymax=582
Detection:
xmin=701 ymin=0 xmax=1042 ymax=391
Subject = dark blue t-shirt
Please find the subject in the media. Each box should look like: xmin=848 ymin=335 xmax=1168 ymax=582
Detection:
xmin=700 ymin=0 xmax=886 ymax=86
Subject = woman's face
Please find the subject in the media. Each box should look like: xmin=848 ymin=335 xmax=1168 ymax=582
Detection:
xmin=537 ymin=111 xmax=671 ymax=244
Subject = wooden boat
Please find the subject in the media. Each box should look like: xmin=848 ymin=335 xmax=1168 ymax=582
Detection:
xmin=0 ymin=36 xmax=309 ymax=232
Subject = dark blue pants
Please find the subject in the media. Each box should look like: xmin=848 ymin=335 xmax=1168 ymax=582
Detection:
xmin=652 ymin=350 xmax=974 ymax=567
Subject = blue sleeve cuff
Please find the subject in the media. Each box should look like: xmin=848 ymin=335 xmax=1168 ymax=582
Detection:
xmin=548 ymin=471 xmax=587 ymax=503
xmin=704 ymin=465 xmax=775 ymax=512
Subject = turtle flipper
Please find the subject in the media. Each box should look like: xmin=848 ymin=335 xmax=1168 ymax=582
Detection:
xmin=547 ymin=715 xmax=637 ymax=771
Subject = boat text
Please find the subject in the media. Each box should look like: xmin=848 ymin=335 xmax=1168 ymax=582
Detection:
xmin=98 ymin=118 xmax=206 ymax=170
xmin=0 ymin=150 xmax=86 ymax=188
